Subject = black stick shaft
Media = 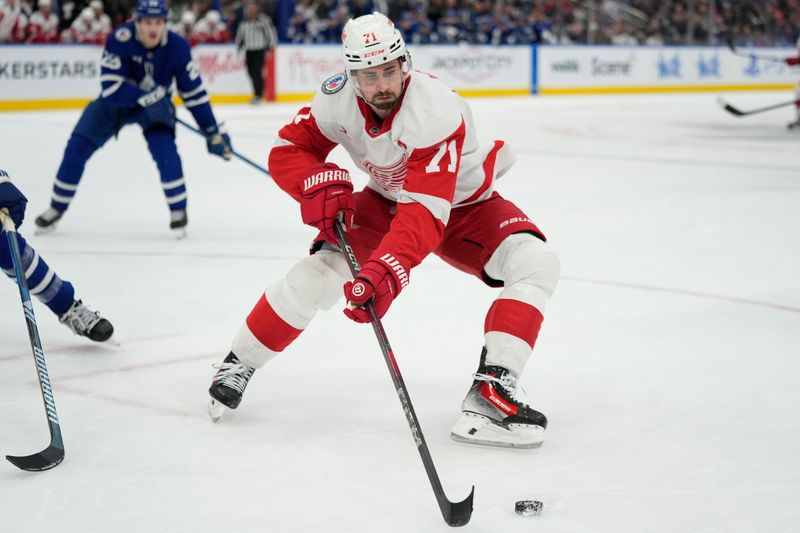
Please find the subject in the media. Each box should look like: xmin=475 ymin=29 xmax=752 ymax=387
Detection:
xmin=175 ymin=117 xmax=270 ymax=176
xmin=718 ymin=96 xmax=800 ymax=117
xmin=1 ymin=211 xmax=64 ymax=471
xmin=334 ymin=218 xmax=474 ymax=527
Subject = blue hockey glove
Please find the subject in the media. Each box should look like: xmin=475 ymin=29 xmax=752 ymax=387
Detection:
xmin=0 ymin=171 xmax=28 ymax=229
xmin=137 ymin=86 xmax=175 ymax=128
xmin=204 ymin=123 xmax=232 ymax=161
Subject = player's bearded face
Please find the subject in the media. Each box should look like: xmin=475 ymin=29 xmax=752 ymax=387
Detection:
xmin=138 ymin=18 xmax=166 ymax=48
xmin=356 ymin=61 xmax=404 ymax=112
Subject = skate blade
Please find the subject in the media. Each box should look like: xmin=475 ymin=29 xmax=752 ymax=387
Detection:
xmin=450 ymin=412 xmax=545 ymax=449
xmin=103 ymin=335 xmax=121 ymax=347
xmin=34 ymin=225 xmax=58 ymax=236
xmin=208 ymin=398 xmax=226 ymax=423
xmin=173 ymin=228 xmax=188 ymax=240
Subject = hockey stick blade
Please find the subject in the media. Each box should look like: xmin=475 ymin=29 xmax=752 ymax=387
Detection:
xmin=6 ymin=443 xmax=65 ymax=472
xmin=716 ymin=96 xmax=745 ymax=116
xmin=442 ymin=486 xmax=475 ymax=527
xmin=717 ymin=96 xmax=799 ymax=117
xmin=334 ymin=217 xmax=475 ymax=527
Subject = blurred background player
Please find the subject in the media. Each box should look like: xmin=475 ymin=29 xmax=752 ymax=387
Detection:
xmin=193 ymin=9 xmax=229 ymax=43
xmin=35 ymin=0 xmax=233 ymax=238
xmin=27 ymin=0 xmax=59 ymax=43
xmin=208 ymin=13 xmax=560 ymax=448
xmin=1 ymin=169 xmax=113 ymax=343
xmin=171 ymin=9 xmax=198 ymax=46
xmin=0 ymin=0 xmax=28 ymax=42
xmin=235 ymin=1 xmax=277 ymax=105
xmin=786 ymin=36 xmax=800 ymax=130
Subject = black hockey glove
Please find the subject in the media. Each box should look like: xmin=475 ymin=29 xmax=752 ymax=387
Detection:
xmin=0 ymin=172 xmax=28 ymax=229
xmin=205 ymin=123 xmax=232 ymax=161
xmin=137 ymin=86 xmax=175 ymax=129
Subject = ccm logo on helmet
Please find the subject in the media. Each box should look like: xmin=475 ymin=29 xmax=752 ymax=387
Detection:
xmin=364 ymin=49 xmax=386 ymax=58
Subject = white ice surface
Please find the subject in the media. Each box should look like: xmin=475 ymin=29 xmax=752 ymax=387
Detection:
xmin=1 ymin=92 xmax=799 ymax=532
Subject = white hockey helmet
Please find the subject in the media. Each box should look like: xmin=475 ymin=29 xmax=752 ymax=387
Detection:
xmin=341 ymin=13 xmax=411 ymax=96
xmin=341 ymin=12 xmax=408 ymax=70
xmin=205 ymin=10 xmax=222 ymax=24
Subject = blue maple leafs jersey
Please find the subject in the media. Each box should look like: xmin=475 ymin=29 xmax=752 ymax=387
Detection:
xmin=99 ymin=22 xmax=217 ymax=131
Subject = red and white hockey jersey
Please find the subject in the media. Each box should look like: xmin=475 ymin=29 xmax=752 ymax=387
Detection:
xmin=269 ymin=70 xmax=515 ymax=270
xmin=0 ymin=0 xmax=28 ymax=42
xmin=27 ymin=10 xmax=58 ymax=42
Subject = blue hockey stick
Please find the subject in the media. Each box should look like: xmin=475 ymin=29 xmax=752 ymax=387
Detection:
xmin=0 ymin=210 xmax=65 ymax=471
xmin=175 ymin=117 xmax=271 ymax=176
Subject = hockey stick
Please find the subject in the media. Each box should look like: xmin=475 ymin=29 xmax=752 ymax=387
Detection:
xmin=333 ymin=217 xmax=474 ymax=527
xmin=0 ymin=210 xmax=65 ymax=471
xmin=716 ymin=96 xmax=800 ymax=117
xmin=724 ymin=33 xmax=789 ymax=63
xmin=175 ymin=117 xmax=271 ymax=176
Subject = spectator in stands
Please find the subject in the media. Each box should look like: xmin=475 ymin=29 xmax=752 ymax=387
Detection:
xmin=172 ymin=9 xmax=199 ymax=45
xmin=436 ymin=0 xmax=468 ymax=44
xmin=470 ymin=13 xmax=494 ymax=44
xmin=519 ymin=6 xmax=555 ymax=44
xmin=644 ymin=18 xmax=665 ymax=46
xmin=27 ymin=0 xmax=59 ymax=42
xmin=195 ymin=9 xmax=231 ymax=43
xmin=64 ymin=6 xmax=106 ymax=43
xmin=316 ymin=3 xmax=349 ymax=42
xmin=87 ymin=0 xmax=111 ymax=41
xmin=611 ymin=18 xmax=638 ymax=45
xmin=0 ymin=0 xmax=29 ymax=42
xmin=347 ymin=0 xmax=374 ymax=18
xmin=67 ymin=7 xmax=94 ymax=43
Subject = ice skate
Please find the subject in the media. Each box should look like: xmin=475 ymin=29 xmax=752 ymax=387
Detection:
xmin=451 ymin=350 xmax=547 ymax=448
xmin=34 ymin=207 xmax=64 ymax=235
xmin=170 ymin=209 xmax=187 ymax=240
xmin=58 ymin=299 xmax=114 ymax=343
xmin=787 ymin=118 xmax=800 ymax=130
xmin=208 ymin=352 xmax=255 ymax=422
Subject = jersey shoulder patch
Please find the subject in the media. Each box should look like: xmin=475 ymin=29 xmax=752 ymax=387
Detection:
xmin=115 ymin=27 xmax=131 ymax=42
xmin=321 ymin=73 xmax=347 ymax=95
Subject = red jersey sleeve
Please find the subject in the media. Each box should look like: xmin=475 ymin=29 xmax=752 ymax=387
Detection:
xmin=377 ymin=118 xmax=465 ymax=269
xmin=268 ymin=106 xmax=338 ymax=202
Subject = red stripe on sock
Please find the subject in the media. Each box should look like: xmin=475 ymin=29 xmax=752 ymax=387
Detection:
xmin=484 ymin=298 xmax=544 ymax=349
xmin=246 ymin=295 xmax=303 ymax=352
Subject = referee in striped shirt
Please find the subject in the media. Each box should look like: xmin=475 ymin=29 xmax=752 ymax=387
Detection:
xmin=236 ymin=2 xmax=277 ymax=104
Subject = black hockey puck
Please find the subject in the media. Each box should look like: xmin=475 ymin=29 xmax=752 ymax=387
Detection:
xmin=515 ymin=500 xmax=543 ymax=516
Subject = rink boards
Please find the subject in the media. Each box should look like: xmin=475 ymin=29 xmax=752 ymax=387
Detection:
xmin=0 ymin=43 xmax=795 ymax=110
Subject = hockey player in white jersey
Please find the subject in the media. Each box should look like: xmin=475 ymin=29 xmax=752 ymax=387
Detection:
xmin=209 ymin=13 xmax=560 ymax=448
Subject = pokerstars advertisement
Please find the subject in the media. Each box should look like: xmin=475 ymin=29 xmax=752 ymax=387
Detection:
xmin=273 ymin=44 xmax=532 ymax=100
xmin=0 ymin=44 xmax=250 ymax=107
xmin=538 ymin=46 xmax=796 ymax=93
xmin=0 ymin=45 xmax=100 ymax=99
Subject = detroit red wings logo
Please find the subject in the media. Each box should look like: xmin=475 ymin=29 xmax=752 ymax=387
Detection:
xmin=363 ymin=153 xmax=408 ymax=192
